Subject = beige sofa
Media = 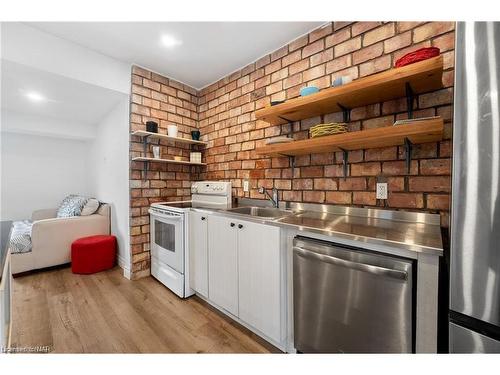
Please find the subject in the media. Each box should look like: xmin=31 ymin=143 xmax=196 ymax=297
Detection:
xmin=11 ymin=204 xmax=111 ymax=275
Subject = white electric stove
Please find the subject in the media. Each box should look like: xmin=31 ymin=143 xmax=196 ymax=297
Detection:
xmin=149 ymin=181 xmax=232 ymax=298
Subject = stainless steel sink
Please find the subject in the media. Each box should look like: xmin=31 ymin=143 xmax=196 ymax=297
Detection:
xmin=224 ymin=206 xmax=295 ymax=220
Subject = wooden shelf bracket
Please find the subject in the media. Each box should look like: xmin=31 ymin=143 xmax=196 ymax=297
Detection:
xmin=404 ymin=137 xmax=413 ymax=174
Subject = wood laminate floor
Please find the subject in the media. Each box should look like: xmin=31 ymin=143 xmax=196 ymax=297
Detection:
xmin=11 ymin=266 xmax=277 ymax=353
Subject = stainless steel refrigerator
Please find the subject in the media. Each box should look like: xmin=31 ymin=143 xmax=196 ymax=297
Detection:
xmin=450 ymin=21 xmax=500 ymax=353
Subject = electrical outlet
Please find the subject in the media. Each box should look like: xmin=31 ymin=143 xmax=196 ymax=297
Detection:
xmin=243 ymin=179 xmax=249 ymax=192
xmin=376 ymin=182 xmax=388 ymax=199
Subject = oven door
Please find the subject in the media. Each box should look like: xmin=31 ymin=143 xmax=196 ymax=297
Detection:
xmin=149 ymin=209 xmax=184 ymax=274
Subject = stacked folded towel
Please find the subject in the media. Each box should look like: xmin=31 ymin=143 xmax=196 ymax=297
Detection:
xmin=309 ymin=122 xmax=348 ymax=138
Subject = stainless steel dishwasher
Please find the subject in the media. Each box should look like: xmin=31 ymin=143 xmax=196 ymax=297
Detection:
xmin=293 ymin=236 xmax=414 ymax=353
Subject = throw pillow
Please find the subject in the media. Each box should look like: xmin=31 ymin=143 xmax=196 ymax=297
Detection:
xmin=56 ymin=194 xmax=89 ymax=218
xmin=81 ymin=198 xmax=100 ymax=216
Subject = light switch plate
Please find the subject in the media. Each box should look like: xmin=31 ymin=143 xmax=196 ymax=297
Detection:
xmin=376 ymin=182 xmax=388 ymax=199
xmin=243 ymin=179 xmax=249 ymax=192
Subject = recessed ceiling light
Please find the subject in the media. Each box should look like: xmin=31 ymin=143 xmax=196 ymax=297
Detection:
xmin=25 ymin=91 xmax=46 ymax=103
xmin=161 ymin=34 xmax=182 ymax=48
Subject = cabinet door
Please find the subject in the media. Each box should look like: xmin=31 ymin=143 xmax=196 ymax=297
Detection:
xmin=189 ymin=211 xmax=209 ymax=298
xmin=237 ymin=220 xmax=281 ymax=343
xmin=208 ymin=215 xmax=239 ymax=316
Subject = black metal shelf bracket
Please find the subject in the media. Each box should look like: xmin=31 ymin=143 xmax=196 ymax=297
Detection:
xmin=142 ymin=160 xmax=149 ymax=181
xmin=142 ymin=134 xmax=150 ymax=155
xmin=339 ymin=148 xmax=349 ymax=180
xmin=290 ymin=156 xmax=296 ymax=177
xmin=405 ymin=82 xmax=415 ymax=119
xmin=279 ymin=119 xmax=294 ymax=139
xmin=141 ymin=134 xmax=151 ymax=180
xmin=278 ymin=154 xmax=296 ymax=176
xmin=338 ymin=103 xmax=351 ymax=123
xmin=278 ymin=115 xmax=293 ymax=123
xmin=404 ymin=137 xmax=413 ymax=174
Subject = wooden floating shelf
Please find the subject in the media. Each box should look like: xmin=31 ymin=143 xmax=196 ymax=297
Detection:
xmin=256 ymin=56 xmax=444 ymax=125
xmin=132 ymin=157 xmax=207 ymax=166
xmin=255 ymin=118 xmax=444 ymax=157
xmin=131 ymin=130 xmax=207 ymax=146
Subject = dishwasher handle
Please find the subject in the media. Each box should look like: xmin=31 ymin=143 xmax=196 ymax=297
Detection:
xmin=293 ymin=246 xmax=408 ymax=281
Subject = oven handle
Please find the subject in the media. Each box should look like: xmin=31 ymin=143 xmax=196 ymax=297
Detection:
xmin=293 ymin=246 xmax=408 ymax=281
xmin=149 ymin=209 xmax=184 ymax=220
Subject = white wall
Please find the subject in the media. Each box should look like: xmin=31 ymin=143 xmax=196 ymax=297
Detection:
xmin=0 ymin=132 xmax=91 ymax=220
xmin=88 ymin=97 xmax=131 ymax=275
xmin=2 ymin=110 xmax=97 ymax=140
xmin=1 ymin=22 xmax=132 ymax=277
xmin=1 ymin=23 xmax=131 ymax=95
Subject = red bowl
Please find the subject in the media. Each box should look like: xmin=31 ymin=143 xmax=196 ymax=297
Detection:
xmin=395 ymin=47 xmax=441 ymax=68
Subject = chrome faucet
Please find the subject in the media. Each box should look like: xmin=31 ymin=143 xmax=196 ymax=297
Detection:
xmin=258 ymin=186 xmax=279 ymax=208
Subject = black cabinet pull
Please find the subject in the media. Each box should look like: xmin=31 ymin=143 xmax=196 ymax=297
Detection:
xmin=230 ymin=222 xmax=235 ymax=227
xmin=238 ymin=224 xmax=243 ymax=229
xmin=201 ymin=217 xmax=206 ymax=220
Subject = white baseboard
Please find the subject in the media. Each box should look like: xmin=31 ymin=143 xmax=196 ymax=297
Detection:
xmin=117 ymin=254 xmax=131 ymax=280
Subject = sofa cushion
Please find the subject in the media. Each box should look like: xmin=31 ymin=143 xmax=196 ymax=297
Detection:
xmin=81 ymin=198 xmax=100 ymax=216
xmin=57 ymin=194 xmax=89 ymax=218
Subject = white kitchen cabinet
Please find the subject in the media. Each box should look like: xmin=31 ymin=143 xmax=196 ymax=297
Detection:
xmin=202 ymin=213 xmax=284 ymax=346
xmin=237 ymin=220 xmax=282 ymax=343
xmin=188 ymin=211 xmax=209 ymax=298
xmin=207 ymin=215 xmax=239 ymax=316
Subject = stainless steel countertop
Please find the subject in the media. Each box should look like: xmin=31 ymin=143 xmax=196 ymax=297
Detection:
xmin=190 ymin=199 xmax=443 ymax=256
xmin=276 ymin=210 xmax=442 ymax=255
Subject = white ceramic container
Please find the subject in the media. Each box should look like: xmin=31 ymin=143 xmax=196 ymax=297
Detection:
xmin=167 ymin=124 xmax=178 ymax=138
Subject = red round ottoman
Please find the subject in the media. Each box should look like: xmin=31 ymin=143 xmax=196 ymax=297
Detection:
xmin=71 ymin=235 xmax=116 ymax=274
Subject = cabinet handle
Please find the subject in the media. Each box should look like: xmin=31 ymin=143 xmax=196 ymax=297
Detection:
xmin=230 ymin=222 xmax=235 ymax=227
xmin=238 ymin=224 xmax=243 ymax=229
xmin=201 ymin=217 xmax=206 ymax=220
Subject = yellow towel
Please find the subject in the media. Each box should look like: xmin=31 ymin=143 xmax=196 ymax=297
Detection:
xmin=309 ymin=122 xmax=347 ymax=138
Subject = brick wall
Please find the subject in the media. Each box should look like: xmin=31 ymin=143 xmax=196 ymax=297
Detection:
xmin=129 ymin=22 xmax=455 ymax=278
xmin=129 ymin=66 xmax=200 ymax=279
xmin=197 ymin=21 xmax=454 ymax=221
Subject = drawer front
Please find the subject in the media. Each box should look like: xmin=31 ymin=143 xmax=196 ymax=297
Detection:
xmin=151 ymin=256 xmax=184 ymax=298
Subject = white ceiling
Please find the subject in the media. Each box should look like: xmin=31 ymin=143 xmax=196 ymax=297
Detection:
xmin=1 ymin=60 xmax=126 ymax=125
xmin=27 ymin=22 xmax=324 ymax=89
